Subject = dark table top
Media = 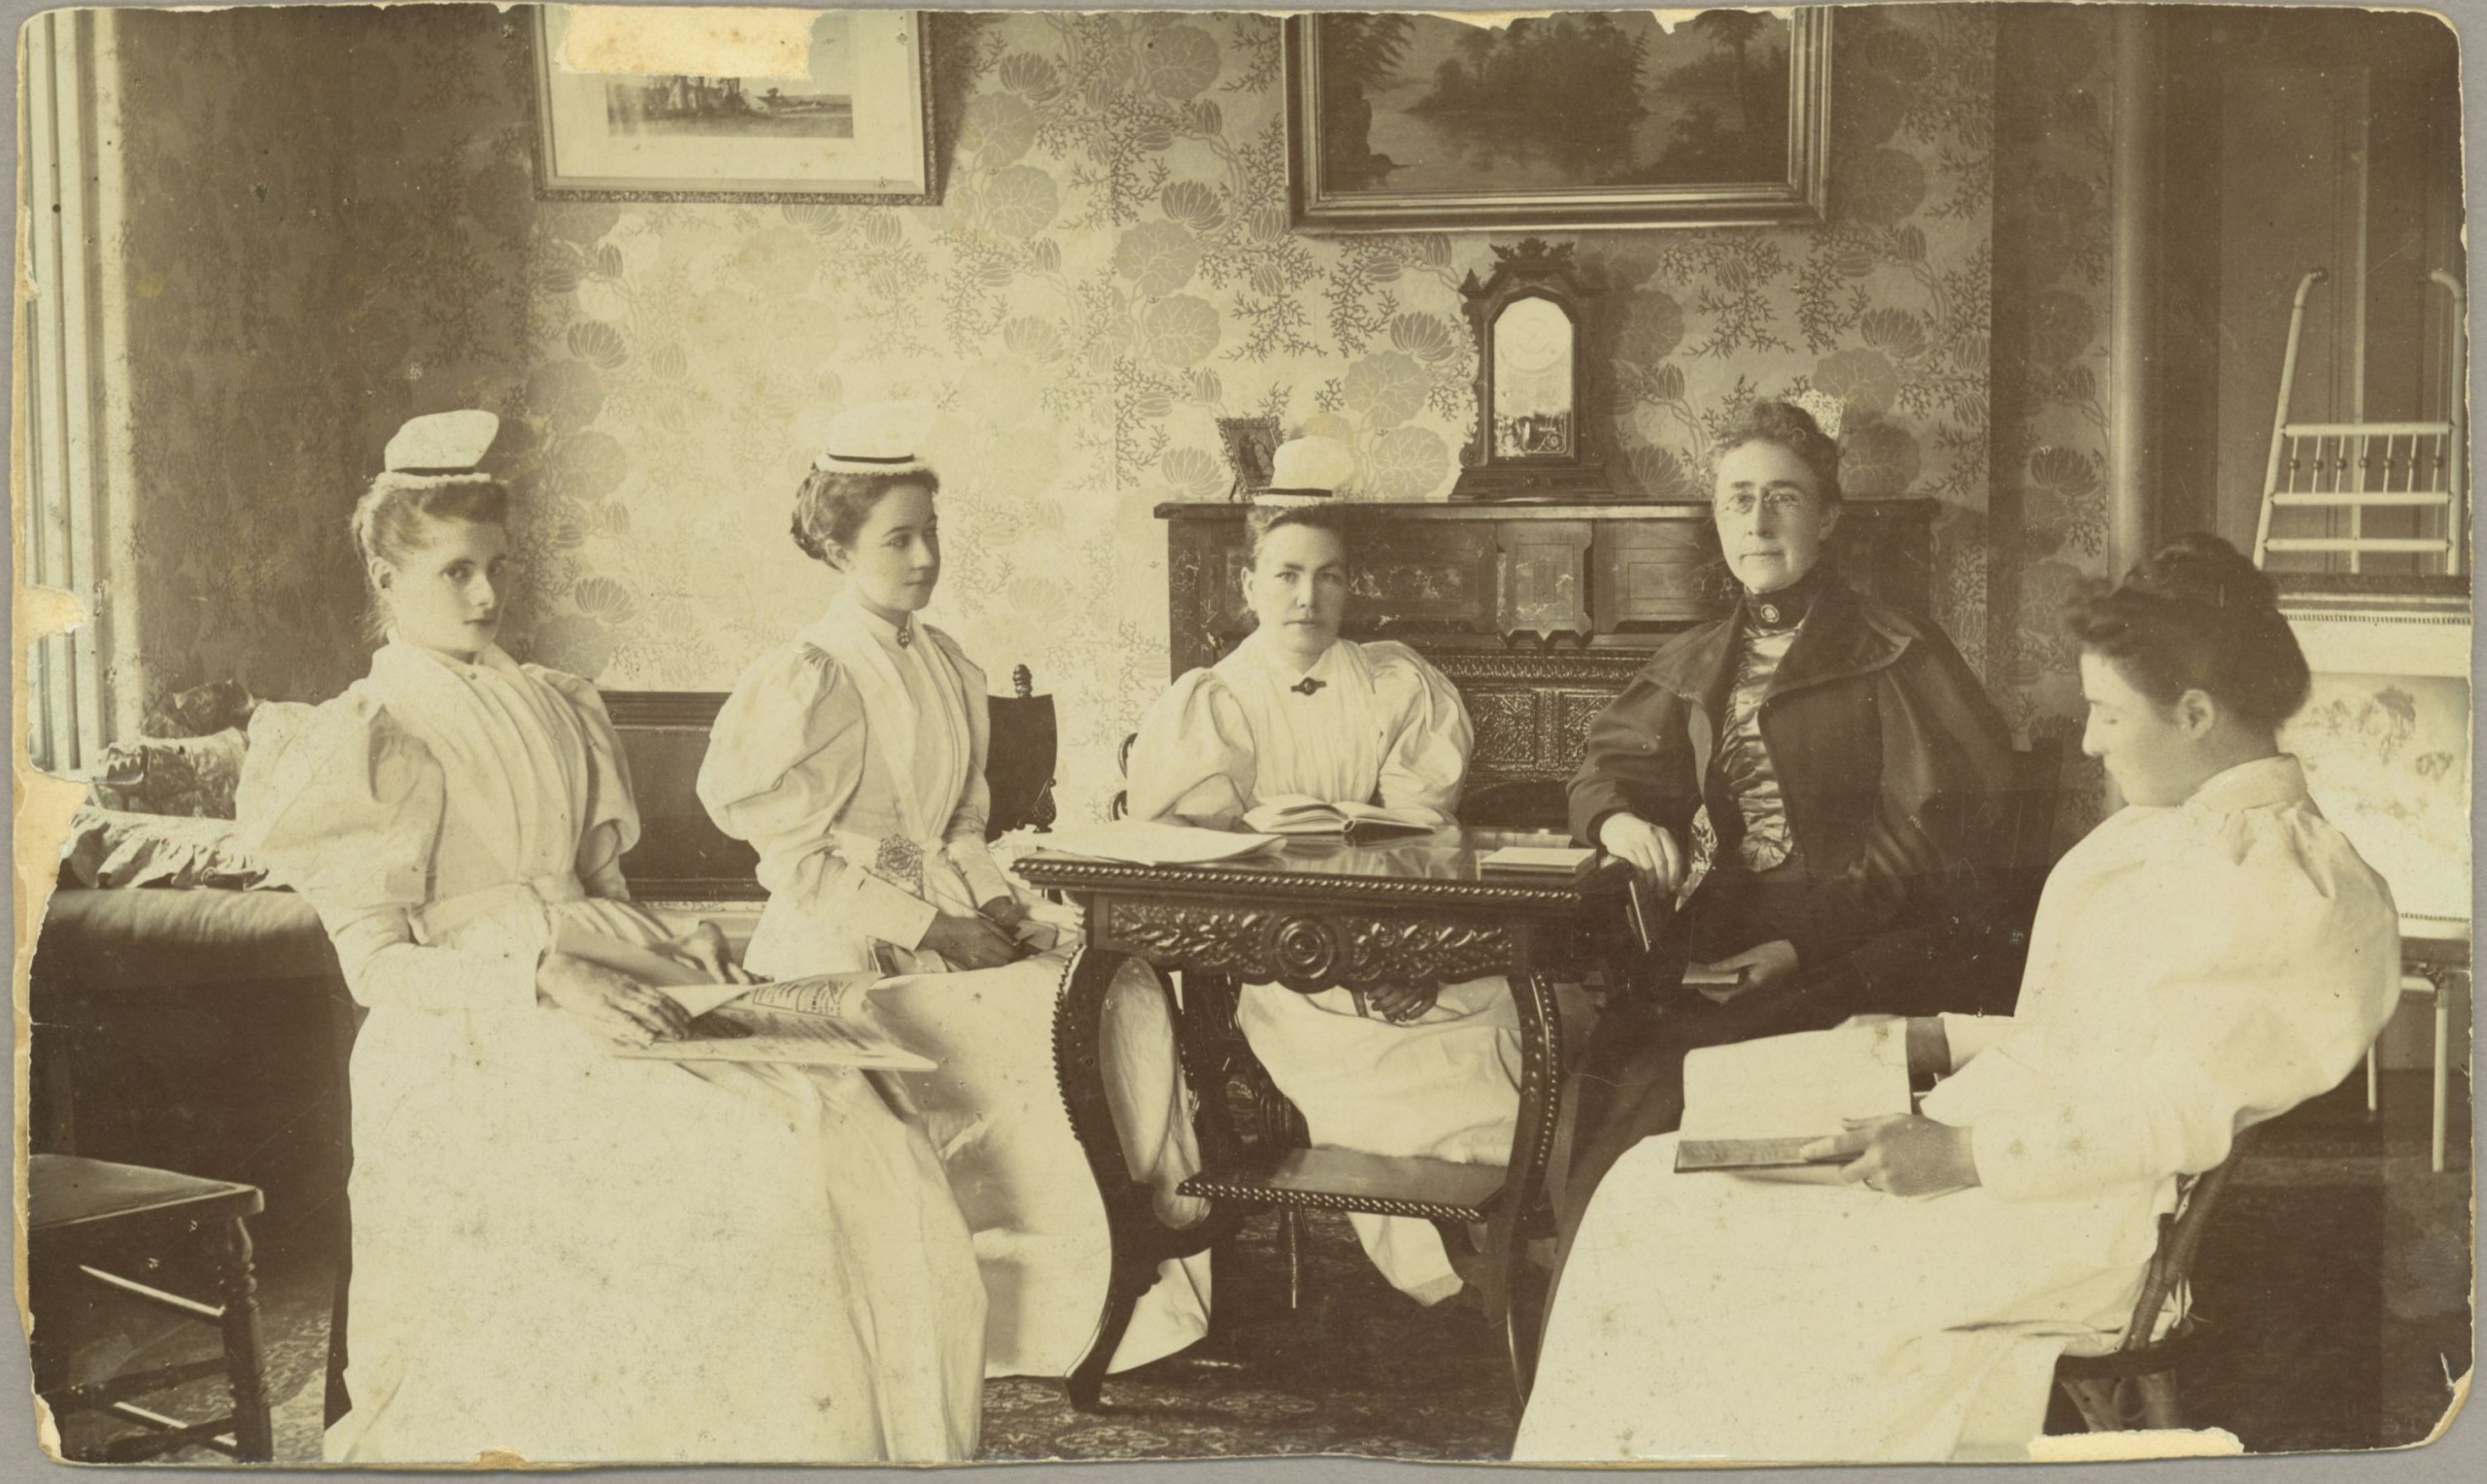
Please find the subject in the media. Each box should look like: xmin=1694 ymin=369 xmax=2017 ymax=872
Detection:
xmin=27 ymin=1154 xmax=262 ymax=1232
xmin=1018 ymin=826 xmax=1630 ymax=911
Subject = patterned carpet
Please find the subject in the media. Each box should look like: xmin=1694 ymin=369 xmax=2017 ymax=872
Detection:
xmin=39 ymin=1071 xmax=2470 ymax=1464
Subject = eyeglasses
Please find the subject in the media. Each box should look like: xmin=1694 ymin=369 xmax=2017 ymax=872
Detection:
xmin=1714 ymin=488 xmax=1817 ymax=518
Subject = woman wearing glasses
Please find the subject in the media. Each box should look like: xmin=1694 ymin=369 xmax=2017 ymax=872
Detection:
xmin=1556 ymin=397 xmax=2022 ymax=1242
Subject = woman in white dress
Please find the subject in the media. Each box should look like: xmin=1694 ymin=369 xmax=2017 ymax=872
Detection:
xmin=1125 ymin=439 xmax=1503 ymax=1309
xmin=697 ymin=402 xmax=1211 ymax=1380
xmin=240 ymin=412 xmax=984 ymax=1465
xmin=1514 ymin=535 xmax=2402 ymax=1463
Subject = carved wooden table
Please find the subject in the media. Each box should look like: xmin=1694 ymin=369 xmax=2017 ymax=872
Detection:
xmin=1019 ymin=830 xmax=1635 ymax=1413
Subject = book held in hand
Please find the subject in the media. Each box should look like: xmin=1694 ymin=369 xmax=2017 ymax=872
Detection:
xmin=634 ymin=971 xmax=937 ymax=1072
xmin=1673 ymin=1023 xmax=1912 ymax=1174
xmin=1241 ymin=793 xmax=1442 ymax=840
xmin=554 ymin=924 xmax=936 ymax=1071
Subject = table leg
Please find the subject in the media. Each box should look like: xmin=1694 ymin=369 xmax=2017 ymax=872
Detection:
xmin=1484 ymin=971 xmax=1563 ymax=1413
xmin=217 ymin=1216 xmax=272 ymax=1463
xmin=1052 ymin=948 xmax=1243 ymax=1411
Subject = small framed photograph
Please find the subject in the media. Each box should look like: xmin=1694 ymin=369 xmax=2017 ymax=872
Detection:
xmin=531 ymin=6 xmax=936 ymax=203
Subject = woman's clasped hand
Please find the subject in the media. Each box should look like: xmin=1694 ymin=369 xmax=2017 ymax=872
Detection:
xmin=1595 ymin=811 xmax=1686 ymax=894
xmin=921 ymin=904 xmax=1022 ymax=969
xmin=1362 ymin=982 xmax=1443 ymax=1023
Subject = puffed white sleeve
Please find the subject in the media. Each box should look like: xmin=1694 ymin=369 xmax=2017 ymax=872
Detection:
xmin=1368 ymin=643 xmax=1473 ymax=827
xmin=1937 ymin=824 xmax=2401 ymax=1202
xmin=928 ymin=629 xmax=1015 ymax=908
xmin=532 ymin=666 xmax=642 ymax=900
xmin=238 ymin=692 xmax=546 ymax=1012
xmin=698 ymin=643 xmax=939 ymax=950
xmin=1126 ymin=667 xmax=1256 ymax=823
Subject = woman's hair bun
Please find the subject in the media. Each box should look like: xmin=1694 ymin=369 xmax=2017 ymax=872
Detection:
xmin=2119 ymin=531 xmax=2281 ymax=617
xmin=2063 ymin=531 xmax=2308 ymax=731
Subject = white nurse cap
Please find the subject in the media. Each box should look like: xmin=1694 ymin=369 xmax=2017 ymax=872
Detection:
xmin=814 ymin=399 xmax=937 ymax=475
xmin=384 ymin=410 xmax=500 ymax=475
xmin=1262 ymin=434 xmax=1355 ymax=497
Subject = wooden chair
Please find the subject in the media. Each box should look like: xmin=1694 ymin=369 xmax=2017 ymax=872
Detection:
xmin=1104 ymin=731 xmax=1330 ymax=1304
xmin=2053 ymin=1132 xmax=2253 ymax=1432
xmin=26 ymin=1155 xmax=274 ymax=1463
xmin=985 ymin=664 xmax=1059 ymax=838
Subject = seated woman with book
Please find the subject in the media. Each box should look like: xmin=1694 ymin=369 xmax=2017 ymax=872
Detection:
xmin=698 ymin=403 xmax=1212 ymax=1384
xmin=242 ymin=412 xmax=984 ymax=1463
xmin=1126 ymin=437 xmax=1498 ymax=1308
xmin=1514 ymin=535 xmax=2401 ymax=1463
xmin=1556 ymin=396 xmax=2022 ymax=1241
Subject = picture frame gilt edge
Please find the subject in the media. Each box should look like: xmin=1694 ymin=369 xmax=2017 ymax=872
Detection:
xmin=1285 ymin=11 xmax=1832 ymax=233
xmin=526 ymin=7 xmax=940 ymax=206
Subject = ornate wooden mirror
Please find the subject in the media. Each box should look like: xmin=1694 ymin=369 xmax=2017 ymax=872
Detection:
xmin=1451 ymin=239 xmax=1612 ymax=501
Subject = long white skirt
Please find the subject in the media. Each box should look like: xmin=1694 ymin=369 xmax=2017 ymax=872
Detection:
xmin=1238 ymin=975 xmax=1521 ymax=1304
xmin=327 ymin=904 xmax=985 ymax=1464
xmin=873 ymin=951 xmax=1213 ymax=1377
xmin=1514 ymin=1133 xmax=2164 ymax=1464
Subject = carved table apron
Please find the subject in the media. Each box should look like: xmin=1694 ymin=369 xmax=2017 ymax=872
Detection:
xmin=1019 ymin=833 xmax=1634 ymax=1414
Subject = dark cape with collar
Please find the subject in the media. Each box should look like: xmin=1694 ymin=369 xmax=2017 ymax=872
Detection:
xmin=1551 ymin=573 xmax=2026 ymax=1250
xmin=1569 ymin=573 xmax=2021 ymax=989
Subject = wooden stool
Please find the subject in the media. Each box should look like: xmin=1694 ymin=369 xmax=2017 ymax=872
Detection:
xmin=25 ymin=1155 xmax=273 ymax=1463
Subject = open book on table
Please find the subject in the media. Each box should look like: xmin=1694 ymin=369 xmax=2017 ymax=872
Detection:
xmin=554 ymin=925 xmax=936 ymax=1072
xmin=1673 ymin=1023 xmax=1912 ymax=1175
xmin=1241 ymin=793 xmax=1441 ymax=841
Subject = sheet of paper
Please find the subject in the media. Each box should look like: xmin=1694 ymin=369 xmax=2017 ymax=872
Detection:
xmin=1678 ymin=1024 xmax=1911 ymax=1143
xmin=1040 ymin=822 xmax=1282 ymax=865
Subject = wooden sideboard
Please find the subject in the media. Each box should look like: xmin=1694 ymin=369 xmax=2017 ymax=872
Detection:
xmin=1159 ymin=499 xmax=1938 ymax=825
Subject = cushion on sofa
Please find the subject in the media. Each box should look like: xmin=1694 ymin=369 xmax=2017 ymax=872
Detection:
xmin=86 ymin=729 xmax=250 ymax=818
xmin=63 ymin=807 xmax=272 ymax=890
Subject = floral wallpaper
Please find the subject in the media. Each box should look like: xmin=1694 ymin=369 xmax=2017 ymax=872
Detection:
xmin=106 ymin=7 xmax=2025 ymax=826
xmin=477 ymin=7 xmax=2000 ymax=819
xmin=1985 ymin=3 xmax=2119 ymax=828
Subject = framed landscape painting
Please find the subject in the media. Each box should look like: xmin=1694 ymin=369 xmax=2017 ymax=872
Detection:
xmin=531 ymin=6 xmax=936 ymax=202
xmin=1287 ymin=10 xmax=1830 ymax=231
